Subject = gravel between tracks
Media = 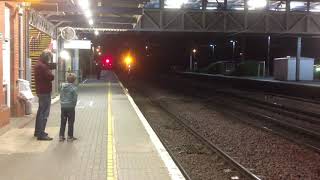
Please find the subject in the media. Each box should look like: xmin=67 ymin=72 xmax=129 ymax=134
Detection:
xmin=129 ymin=81 xmax=320 ymax=180
xmin=131 ymin=91 xmax=242 ymax=180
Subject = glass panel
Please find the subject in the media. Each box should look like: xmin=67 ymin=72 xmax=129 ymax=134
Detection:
xmin=164 ymin=0 xmax=202 ymax=9
xmin=227 ymin=0 xmax=244 ymax=10
xmin=269 ymin=1 xmax=286 ymax=11
xmin=310 ymin=2 xmax=320 ymax=12
xmin=207 ymin=0 xmax=225 ymax=10
xmin=145 ymin=0 xmax=160 ymax=8
xmin=290 ymin=1 xmax=307 ymax=11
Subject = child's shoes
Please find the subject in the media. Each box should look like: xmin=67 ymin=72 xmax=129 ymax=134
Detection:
xmin=59 ymin=136 xmax=65 ymax=142
xmin=67 ymin=137 xmax=78 ymax=142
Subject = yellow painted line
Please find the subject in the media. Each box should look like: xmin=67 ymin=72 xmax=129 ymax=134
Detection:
xmin=107 ymin=82 xmax=117 ymax=180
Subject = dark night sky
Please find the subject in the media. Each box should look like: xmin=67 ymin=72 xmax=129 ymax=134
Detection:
xmin=88 ymin=32 xmax=320 ymax=74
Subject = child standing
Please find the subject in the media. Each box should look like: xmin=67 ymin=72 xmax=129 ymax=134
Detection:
xmin=59 ymin=73 xmax=78 ymax=142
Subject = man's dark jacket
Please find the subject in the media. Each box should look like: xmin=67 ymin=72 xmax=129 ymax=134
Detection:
xmin=34 ymin=60 xmax=54 ymax=94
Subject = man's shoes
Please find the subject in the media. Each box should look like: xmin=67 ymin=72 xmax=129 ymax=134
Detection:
xmin=59 ymin=136 xmax=66 ymax=142
xmin=37 ymin=136 xmax=53 ymax=141
xmin=67 ymin=137 xmax=77 ymax=142
xmin=34 ymin=132 xmax=48 ymax=137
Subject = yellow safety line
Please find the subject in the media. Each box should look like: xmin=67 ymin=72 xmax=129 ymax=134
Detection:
xmin=107 ymin=82 xmax=117 ymax=180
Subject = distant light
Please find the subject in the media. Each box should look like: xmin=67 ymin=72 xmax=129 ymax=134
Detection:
xmin=89 ymin=19 xmax=94 ymax=26
xmin=94 ymin=30 xmax=99 ymax=36
xmin=98 ymin=52 xmax=101 ymax=55
xmin=316 ymin=67 xmax=320 ymax=72
xmin=192 ymin=49 xmax=197 ymax=53
xmin=84 ymin=37 xmax=87 ymax=40
xmin=60 ymin=50 xmax=71 ymax=60
xmin=165 ymin=0 xmax=188 ymax=9
xmin=145 ymin=46 xmax=148 ymax=49
xmin=248 ymin=0 xmax=267 ymax=9
xmin=125 ymin=55 xmax=133 ymax=65
xmin=84 ymin=9 xmax=92 ymax=18
xmin=79 ymin=0 xmax=89 ymax=10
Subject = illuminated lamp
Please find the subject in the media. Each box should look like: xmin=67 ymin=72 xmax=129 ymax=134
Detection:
xmin=247 ymin=0 xmax=267 ymax=9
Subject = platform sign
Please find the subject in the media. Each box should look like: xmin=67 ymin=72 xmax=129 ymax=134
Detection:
xmin=63 ymin=40 xmax=91 ymax=50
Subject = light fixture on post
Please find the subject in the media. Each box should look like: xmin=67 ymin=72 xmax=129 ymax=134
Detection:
xmin=210 ymin=44 xmax=216 ymax=59
xmin=189 ymin=48 xmax=197 ymax=72
xmin=230 ymin=40 xmax=237 ymax=60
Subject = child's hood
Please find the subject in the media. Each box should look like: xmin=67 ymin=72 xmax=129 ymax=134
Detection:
xmin=61 ymin=83 xmax=75 ymax=92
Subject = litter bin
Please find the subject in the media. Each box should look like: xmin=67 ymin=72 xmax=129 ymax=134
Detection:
xmin=17 ymin=79 xmax=34 ymax=115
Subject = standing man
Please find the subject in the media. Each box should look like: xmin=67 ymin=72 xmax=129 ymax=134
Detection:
xmin=34 ymin=50 xmax=54 ymax=141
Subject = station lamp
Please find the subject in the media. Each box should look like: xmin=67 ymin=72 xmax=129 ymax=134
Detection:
xmin=166 ymin=0 xmax=188 ymax=9
xmin=79 ymin=0 xmax=89 ymax=10
xmin=94 ymin=30 xmax=99 ymax=36
xmin=247 ymin=0 xmax=267 ymax=9
xmin=85 ymin=9 xmax=92 ymax=18
xmin=192 ymin=49 xmax=197 ymax=53
xmin=60 ymin=50 xmax=71 ymax=60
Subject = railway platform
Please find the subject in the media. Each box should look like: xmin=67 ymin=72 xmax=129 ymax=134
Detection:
xmin=0 ymin=72 xmax=184 ymax=180
xmin=180 ymin=72 xmax=320 ymax=99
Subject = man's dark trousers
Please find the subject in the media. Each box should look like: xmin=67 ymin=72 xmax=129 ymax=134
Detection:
xmin=35 ymin=94 xmax=51 ymax=137
xmin=59 ymin=108 xmax=75 ymax=137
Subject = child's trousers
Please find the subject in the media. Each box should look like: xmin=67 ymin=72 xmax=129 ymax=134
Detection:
xmin=59 ymin=107 xmax=75 ymax=137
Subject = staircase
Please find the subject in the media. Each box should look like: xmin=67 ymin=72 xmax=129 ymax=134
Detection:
xmin=29 ymin=26 xmax=52 ymax=94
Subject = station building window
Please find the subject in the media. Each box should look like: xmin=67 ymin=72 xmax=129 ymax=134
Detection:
xmin=290 ymin=1 xmax=307 ymax=11
xmin=269 ymin=1 xmax=286 ymax=11
xmin=145 ymin=0 xmax=160 ymax=8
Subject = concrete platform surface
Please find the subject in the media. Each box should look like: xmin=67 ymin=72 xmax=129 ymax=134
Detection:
xmin=0 ymin=72 xmax=184 ymax=180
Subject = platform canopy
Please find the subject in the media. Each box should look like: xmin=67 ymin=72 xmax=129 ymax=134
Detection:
xmin=28 ymin=0 xmax=147 ymax=30
xmin=27 ymin=0 xmax=320 ymax=35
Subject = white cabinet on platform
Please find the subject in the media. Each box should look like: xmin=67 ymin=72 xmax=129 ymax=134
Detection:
xmin=274 ymin=57 xmax=314 ymax=81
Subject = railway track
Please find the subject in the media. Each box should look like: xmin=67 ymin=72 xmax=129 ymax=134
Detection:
xmin=145 ymin=95 xmax=262 ymax=180
xmin=168 ymin=77 xmax=320 ymax=135
xmin=163 ymin=78 xmax=320 ymax=153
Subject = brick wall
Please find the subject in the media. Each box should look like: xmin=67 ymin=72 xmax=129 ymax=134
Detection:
xmin=0 ymin=2 xmax=10 ymax=127
xmin=10 ymin=1 xmax=25 ymax=117
xmin=0 ymin=1 xmax=27 ymax=127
